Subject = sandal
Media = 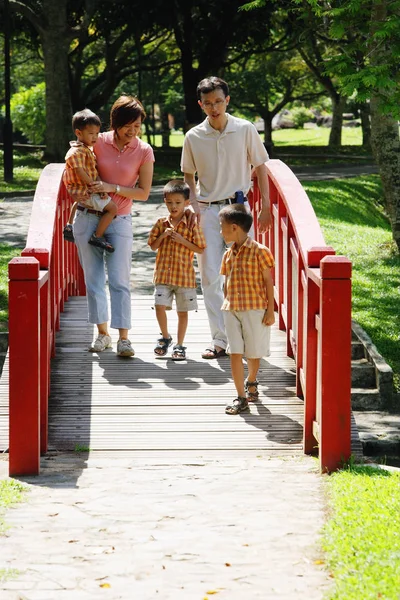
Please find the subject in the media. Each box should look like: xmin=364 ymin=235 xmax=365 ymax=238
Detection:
xmin=201 ymin=347 xmax=228 ymax=359
xmin=88 ymin=234 xmax=115 ymax=253
xmin=63 ymin=224 xmax=75 ymax=243
xmin=171 ymin=344 xmax=187 ymax=361
xmin=225 ymin=396 xmax=249 ymax=415
xmin=154 ymin=336 xmax=172 ymax=356
xmin=245 ymin=378 xmax=259 ymax=401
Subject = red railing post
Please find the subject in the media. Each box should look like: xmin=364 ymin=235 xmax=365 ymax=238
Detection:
xmin=318 ymin=256 xmax=352 ymax=472
xmin=8 ymin=257 xmax=41 ymax=476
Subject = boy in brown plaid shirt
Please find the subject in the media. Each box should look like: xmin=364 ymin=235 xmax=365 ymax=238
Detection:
xmin=219 ymin=204 xmax=275 ymax=414
xmin=148 ymin=180 xmax=206 ymax=360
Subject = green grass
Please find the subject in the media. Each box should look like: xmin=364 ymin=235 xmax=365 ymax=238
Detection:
xmin=304 ymin=176 xmax=400 ymax=390
xmin=0 ymin=478 xmax=27 ymax=534
xmin=0 ymin=243 xmax=23 ymax=331
xmin=0 ymin=149 xmax=45 ymax=193
xmin=323 ymin=464 xmax=400 ymax=599
xmin=272 ymin=126 xmax=362 ymax=147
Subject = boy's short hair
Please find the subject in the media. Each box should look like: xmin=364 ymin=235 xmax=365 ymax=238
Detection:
xmin=163 ymin=179 xmax=190 ymax=200
xmin=72 ymin=109 xmax=101 ymax=131
xmin=219 ymin=203 xmax=253 ymax=233
xmin=197 ymin=77 xmax=229 ymax=100
xmin=110 ymin=95 xmax=146 ymax=130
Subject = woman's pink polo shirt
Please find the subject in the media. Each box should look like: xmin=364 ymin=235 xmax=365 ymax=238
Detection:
xmin=94 ymin=131 xmax=155 ymax=215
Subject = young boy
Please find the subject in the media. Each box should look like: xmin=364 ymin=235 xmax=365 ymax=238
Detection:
xmin=62 ymin=109 xmax=117 ymax=253
xmin=219 ymin=204 xmax=275 ymax=415
xmin=148 ymin=180 xmax=206 ymax=360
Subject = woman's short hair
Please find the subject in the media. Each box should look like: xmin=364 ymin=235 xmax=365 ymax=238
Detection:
xmin=196 ymin=77 xmax=229 ymax=100
xmin=219 ymin=203 xmax=253 ymax=233
xmin=109 ymin=95 xmax=146 ymax=130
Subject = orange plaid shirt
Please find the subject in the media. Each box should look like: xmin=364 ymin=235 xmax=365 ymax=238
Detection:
xmin=220 ymin=237 xmax=275 ymax=311
xmin=148 ymin=215 xmax=206 ymax=288
xmin=63 ymin=141 xmax=98 ymax=196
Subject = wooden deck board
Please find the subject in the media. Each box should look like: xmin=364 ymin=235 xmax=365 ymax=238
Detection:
xmin=0 ymin=294 xmax=363 ymax=459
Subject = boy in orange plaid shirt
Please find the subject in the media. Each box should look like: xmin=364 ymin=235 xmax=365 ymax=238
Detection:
xmin=148 ymin=180 xmax=206 ymax=360
xmin=219 ymin=204 xmax=275 ymax=414
xmin=63 ymin=109 xmax=117 ymax=252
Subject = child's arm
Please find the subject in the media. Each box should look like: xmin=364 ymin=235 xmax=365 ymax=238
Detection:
xmin=170 ymin=230 xmax=205 ymax=254
xmin=74 ymin=166 xmax=94 ymax=186
xmin=262 ymin=266 xmax=275 ymax=326
xmin=149 ymin=228 xmax=173 ymax=251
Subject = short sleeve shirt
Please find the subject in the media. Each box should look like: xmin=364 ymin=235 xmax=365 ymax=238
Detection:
xmin=220 ymin=237 xmax=275 ymax=311
xmin=94 ymin=131 xmax=155 ymax=215
xmin=63 ymin=142 xmax=97 ymax=196
xmin=148 ymin=215 xmax=206 ymax=288
xmin=181 ymin=114 xmax=269 ymax=202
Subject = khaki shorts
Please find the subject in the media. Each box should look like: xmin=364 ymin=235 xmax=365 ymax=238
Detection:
xmin=84 ymin=193 xmax=111 ymax=212
xmin=223 ymin=309 xmax=271 ymax=359
xmin=154 ymin=284 xmax=198 ymax=312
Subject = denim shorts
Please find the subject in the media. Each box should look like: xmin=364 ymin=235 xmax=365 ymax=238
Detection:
xmin=154 ymin=284 xmax=198 ymax=312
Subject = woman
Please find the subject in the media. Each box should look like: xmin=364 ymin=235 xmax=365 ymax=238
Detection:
xmin=73 ymin=95 xmax=154 ymax=356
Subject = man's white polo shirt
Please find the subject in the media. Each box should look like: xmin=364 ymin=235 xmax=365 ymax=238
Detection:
xmin=181 ymin=113 xmax=269 ymax=203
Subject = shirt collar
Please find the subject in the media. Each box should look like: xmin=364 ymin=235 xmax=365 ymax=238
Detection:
xmin=164 ymin=213 xmax=189 ymax=227
xmin=232 ymin=236 xmax=252 ymax=254
xmin=103 ymin=130 xmax=139 ymax=150
xmin=203 ymin=113 xmax=237 ymax=135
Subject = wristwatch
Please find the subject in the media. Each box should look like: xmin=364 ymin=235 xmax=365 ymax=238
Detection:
xmin=115 ymin=184 xmax=120 ymax=194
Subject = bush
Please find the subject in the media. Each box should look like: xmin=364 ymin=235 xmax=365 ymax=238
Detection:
xmin=290 ymin=106 xmax=314 ymax=129
xmin=10 ymin=83 xmax=46 ymax=144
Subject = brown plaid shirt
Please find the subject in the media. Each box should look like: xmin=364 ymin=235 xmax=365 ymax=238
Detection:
xmin=148 ymin=215 xmax=206 ymax=288
xmin=220 ymin=237 xmax=275 ymax=311
xmin=63 ymin=142 xmax=98 ymax=196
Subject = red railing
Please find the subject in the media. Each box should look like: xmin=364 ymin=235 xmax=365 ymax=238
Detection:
xmin=249 ymin=159 xmax=352 ymax=472
xmin=8 ymin=164 xmax=85 ymax=476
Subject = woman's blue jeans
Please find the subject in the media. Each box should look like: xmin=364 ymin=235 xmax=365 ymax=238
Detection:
xmin=73 ymin=209 xmax=133 ymax=330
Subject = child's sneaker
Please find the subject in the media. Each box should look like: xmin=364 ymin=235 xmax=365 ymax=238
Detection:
xmin=63 ymin=224 xmax=75 ymax=243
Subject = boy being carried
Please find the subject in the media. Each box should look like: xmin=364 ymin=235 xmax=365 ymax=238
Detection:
xmin=148 ymin=180 xmax=206 ymax=361
xmin=219 ymin=204 xmax=275 ymax=415
xmin=63 ymin=109 xmax=117 ymax=253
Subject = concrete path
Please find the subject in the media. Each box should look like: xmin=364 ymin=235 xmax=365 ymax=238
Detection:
xmin=0 ymin=454 xmax=330 ymax=600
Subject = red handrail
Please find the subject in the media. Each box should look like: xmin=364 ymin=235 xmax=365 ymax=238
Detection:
xmin=8 ymin=164 xmax=85 ymax=475
xmin=249 ymin=159 xmax=352 ymax=472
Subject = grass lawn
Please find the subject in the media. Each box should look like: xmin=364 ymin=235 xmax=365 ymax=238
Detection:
xmin=0 ymin=478 xmax=26 ymax=582
xmin=323 ymin=463 xmax=400 ymax=599
xmin=0 ymin=243 xmax=23 ymax=331
xmin=0 ymin=149 xmax=46 ymax=193
xmin=304 ymin=175 xmax=400 ymax=390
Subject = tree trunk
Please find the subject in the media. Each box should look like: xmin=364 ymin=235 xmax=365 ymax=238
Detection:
xmin=359 ymin=102 xmax=371 ymax=148
xmin=181 ymin=63 xmax=203 ymax=130
xmin=328 ymin=95 xmax=345 ymax=148
xmin=370 ymin=98 xmax=400 ymax=251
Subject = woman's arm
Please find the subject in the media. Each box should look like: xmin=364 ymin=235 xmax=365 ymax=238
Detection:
xmin=89 ymin=161 xmax=154 ymax=201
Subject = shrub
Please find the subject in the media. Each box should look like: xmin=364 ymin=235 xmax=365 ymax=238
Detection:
xmin=290 ymin=106 xmax=315 ymax=129
xmin=10 ymin=83 xmax=46 ymax=144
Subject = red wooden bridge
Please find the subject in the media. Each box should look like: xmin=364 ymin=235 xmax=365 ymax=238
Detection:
xmin=0 ymin=160 xmax=359 ymax=475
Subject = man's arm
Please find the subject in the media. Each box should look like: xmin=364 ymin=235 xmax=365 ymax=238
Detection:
xmin=183 ymin=172 xmax=200 ymax=227
xmin=254 ymin=162 xmax=272 ymax=233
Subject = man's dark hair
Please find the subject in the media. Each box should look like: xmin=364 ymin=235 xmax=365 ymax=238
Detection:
xmin=163 ymin=179 xmax=190 ymax=200
xmin=110 ymin=95 xmax=146 ymax=130
xmin=219 ymin=203 xmax=253 ymax=233
xmin=196 ymin=76 xmax=229 ymax=100
xmin=72 ymin=109 xmax=101 ymax=131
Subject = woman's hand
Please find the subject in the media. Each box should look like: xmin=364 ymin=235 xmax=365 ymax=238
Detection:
xmin=88 ymin=180 xmax=115 ymax=194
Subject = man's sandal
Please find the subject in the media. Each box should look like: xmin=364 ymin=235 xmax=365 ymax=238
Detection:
xmin=154 ymin=336 xmax=173 ymax=356
xmin=88 ymin=234 xmax=115 ymax=253
xmin=201 ymin=347 xmax=228 ymax=359
xmin=245 ymin=378 xmax=259 ymax=402
xmin=225 ymin=396 xmax=249 ymax=415
xmin=171 ymin=344 xmax=187 ymax=361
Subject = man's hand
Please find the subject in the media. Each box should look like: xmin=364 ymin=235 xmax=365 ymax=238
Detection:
xmin=258 ymin=207 xmax=272 ymax=233
xmin=184 ymin=204 xmax=200 ymax=228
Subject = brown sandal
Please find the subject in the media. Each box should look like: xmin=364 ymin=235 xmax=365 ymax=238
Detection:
xmin=245 ymin=378 xmax=259 ymax=401
xmin=201 ymin=347 xmax=227 ymax=359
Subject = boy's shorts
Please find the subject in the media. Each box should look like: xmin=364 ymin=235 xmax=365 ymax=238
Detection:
xmin=223 ymin=309 xmax=271 ymax=359
xmin=83 ymin=193 xmax=111 ymax=212
xmin=154 ymin=284 xmax=198 ymax=312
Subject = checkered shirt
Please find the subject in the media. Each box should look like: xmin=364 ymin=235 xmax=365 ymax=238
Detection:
xmin=63 ymin=141 xmax=98 ymax=196
xmin=220 ymin=237 xmax=275 ymax=311
xmin=148 ymin=215 xmax=206 ymax=288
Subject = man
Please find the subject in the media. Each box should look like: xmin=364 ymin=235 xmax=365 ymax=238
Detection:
xmin=181 ymin=76 xmax=271 ymax=359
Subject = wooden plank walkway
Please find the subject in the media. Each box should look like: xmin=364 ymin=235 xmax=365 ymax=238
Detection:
xmin=0 ymin=294 xmax=363 ymax=460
